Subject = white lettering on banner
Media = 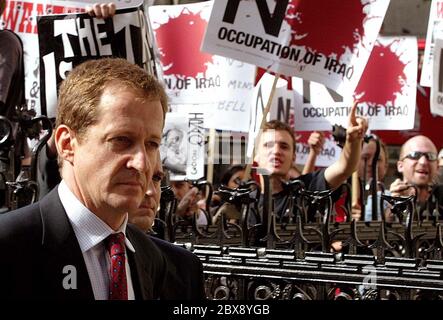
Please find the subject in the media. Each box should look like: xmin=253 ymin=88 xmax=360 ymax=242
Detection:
xmin=76 ymin=18 xmax=97 ymax=56
xmin=42 ymin=52 xmax=57 ymax=113
xmin=51 ymin=16 xmax=118 ymax=59
xmin=94 ymin=18 xmax=112 ymax=56
xmin=54 ymin=19 xmax=77 ymax=58
xmin=113 ymin=11 xmax=140 ymax=64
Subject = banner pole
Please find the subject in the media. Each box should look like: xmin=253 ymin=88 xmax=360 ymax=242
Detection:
xmin=206 ymin=127 xmax=216 ymax=184
xmin=244 ymin=73 xmax=280 ymax=181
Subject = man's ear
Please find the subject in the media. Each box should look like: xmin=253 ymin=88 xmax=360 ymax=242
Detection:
xmin=397 ymin=160 xmax=404 ymax=174
xmin=55 ymin=125 xmax=76 ymax=165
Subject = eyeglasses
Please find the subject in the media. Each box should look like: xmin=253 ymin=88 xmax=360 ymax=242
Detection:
xmin=401 ymin=151 xmax=438 ymax=161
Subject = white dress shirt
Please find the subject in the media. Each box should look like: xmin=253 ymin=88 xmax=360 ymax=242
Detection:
xmin=58 ymin=180 xmax=136 ymax=300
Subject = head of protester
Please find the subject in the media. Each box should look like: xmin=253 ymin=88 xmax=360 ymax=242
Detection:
xmin=390 ymin=135 xmax=438 ymax=203
xmin=255 ymin=102 xmax=367 ymax=194
xmin=358 ymin=137 xmax=389 ymax=183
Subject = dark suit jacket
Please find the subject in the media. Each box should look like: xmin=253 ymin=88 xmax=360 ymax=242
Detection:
xmin=0 ymin=187 xmax=169 ymax=300
xmin=149 ymin=236 xmax=206 ymax=300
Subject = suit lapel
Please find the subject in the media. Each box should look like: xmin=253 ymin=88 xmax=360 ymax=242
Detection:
xmin=38 ymin=188 xmax=94 ymax=300
xmin=126 ymin=228 xmax=154 ymax=300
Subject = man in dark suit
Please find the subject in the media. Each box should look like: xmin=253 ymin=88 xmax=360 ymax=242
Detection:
xmin=0 ymin=58 xmax=203 ymax=300
xmin=128 ymin=154 xmax=206 ymax=299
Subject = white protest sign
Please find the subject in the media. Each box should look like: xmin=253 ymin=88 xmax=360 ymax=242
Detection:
xmin=160 ymin=112 xmax=205 ymax=180
xmin=161 ymin=113 xmax=188 ymax=180
xmin=421 ymin=0 xmax=443 ymax=87
xmin=187 ymin=111 xmax=205 ymax=180
xmin=149 ymin=2 xmax=256 ymax=133
xmin=202 ymin=0 xmax=390 ymax=97
xmin=432 ymin=38 xmax=443 ymax=117
xmin=294 ymin=37 xmax=417 ymax=131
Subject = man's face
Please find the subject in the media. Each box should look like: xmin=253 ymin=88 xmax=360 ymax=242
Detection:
xmin=397 ymin=137 xmax=438 ymax=187
xmin=170 ymin=180 xmax=191 ymax=200
xmin=129 ymin=155 xmax=163 ymax=232
xmin=256 ymin=129 xmax=295 ymax=178
xmin=71 ymin=85 xmax=164 ymax=215
xmin=227 ymin=170 xmax=245 ymax=189
xmin=358 ymin=140 xmax=387 ymax=181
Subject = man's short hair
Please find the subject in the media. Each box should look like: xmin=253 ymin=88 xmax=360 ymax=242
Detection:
xmin=56 ymin=58 xmax=168 ymax=141
xmin=262 ymin=120 xmax=296 ymax=152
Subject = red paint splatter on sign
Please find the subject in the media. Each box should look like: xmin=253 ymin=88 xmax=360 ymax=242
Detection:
xmin=354 ymin=41 xmax=407 ymax=105
xmin=155 ymin=9 xmax=213 ymax=77
xmin=284 ymin=0 xmax=367 ymax=58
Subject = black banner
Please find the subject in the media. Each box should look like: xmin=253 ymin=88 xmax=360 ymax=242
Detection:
xmin=37 ymin=5 xmax=148 ymax=117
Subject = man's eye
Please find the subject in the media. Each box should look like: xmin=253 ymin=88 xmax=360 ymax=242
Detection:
xmin=146 ymin=141 xmax=160 ymax=150
xmin=152 ymin=173 xmax=163 ymax=183
xmin=112 ymin=136 xmax=131 ymax=145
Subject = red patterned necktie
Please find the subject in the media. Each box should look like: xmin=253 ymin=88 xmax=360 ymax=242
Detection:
xmin=105 ymin=232 xmax=128 ymax=300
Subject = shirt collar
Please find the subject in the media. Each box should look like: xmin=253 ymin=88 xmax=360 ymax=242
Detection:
xmin=58 ymin=180 xmax=136 ymax=253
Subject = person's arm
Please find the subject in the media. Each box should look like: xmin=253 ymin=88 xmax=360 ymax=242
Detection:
xmin=324 ymin=103 xmax=367 ymax=189
xmin=302 ymin=131 xmax=325 ymax=175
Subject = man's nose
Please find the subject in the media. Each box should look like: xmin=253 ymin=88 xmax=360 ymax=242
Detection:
xmin=146 ymin=180 xmax=157 ymax=198
xmin=418 ymin=154 xmax=429 ymax=164
xmin=129 ymin=146 xmax=150 ymax=174
xmin=272 ymin=143 xmax=282 ymax=154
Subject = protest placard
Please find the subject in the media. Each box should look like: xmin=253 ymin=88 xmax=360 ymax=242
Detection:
xmin=293 ymin=36 xmax=417 ymax=131
xmin=421 ymin=0 xmax=443 ymax=87
xmin=202 ymin=0 xmax=390 ymax=97
xmin=38 ymin=4 xmax=158 ymax=117
xmin=431 ymin=37 xmax=443 ymax=116
xmin=149 ymin=2 xmax=255 ymax=132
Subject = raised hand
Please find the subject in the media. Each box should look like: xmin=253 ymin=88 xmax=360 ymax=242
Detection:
xmin=346 ymin=101 xmax=367 ymax=144
xmin=85 ymin=2 xmax=116 ymax=19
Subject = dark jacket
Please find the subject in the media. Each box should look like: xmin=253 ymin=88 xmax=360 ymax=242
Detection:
xmin=0 ymin=187 xmax=167 ymax=300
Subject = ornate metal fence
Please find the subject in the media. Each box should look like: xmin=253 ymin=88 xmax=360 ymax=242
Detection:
xmin=154 ymin=180 xmax=443 ymax=300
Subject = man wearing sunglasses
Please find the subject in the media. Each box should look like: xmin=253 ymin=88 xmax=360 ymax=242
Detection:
xmin=390 ymin=135 xmax=439 ymax=204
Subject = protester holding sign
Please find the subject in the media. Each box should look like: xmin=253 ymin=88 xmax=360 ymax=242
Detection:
xmin=255 ymin=102 xmax=367 ymax=222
